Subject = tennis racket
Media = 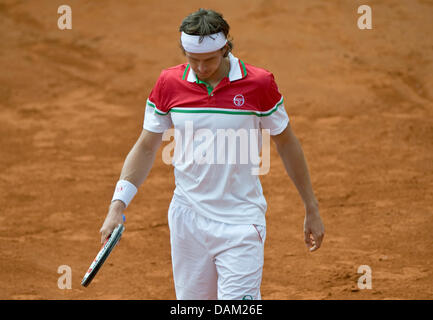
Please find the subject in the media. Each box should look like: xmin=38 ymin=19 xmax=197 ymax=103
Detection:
xmin=81 ymin=218 xmax=125 ymax=287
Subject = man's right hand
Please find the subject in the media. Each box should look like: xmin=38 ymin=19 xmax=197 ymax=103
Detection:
xmin=100 ymin=200 xmax=126 ymax=244
xmin=98 ymin=129 xmax=163 ymax=244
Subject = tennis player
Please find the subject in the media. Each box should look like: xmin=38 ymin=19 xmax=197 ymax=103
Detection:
xmin=100 ymin=8 xmax=324 ymax=300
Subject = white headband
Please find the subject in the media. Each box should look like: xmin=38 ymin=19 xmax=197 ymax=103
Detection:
xmin=181 ymin=31 xmax=227 ymax=53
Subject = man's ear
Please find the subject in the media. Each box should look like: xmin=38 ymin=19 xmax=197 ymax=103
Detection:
xmin=222 ymin=44 xmax=229 ymax=58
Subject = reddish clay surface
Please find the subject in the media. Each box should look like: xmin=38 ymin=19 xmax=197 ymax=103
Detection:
xmin=0 ymin=0 xmax=432 ymax=299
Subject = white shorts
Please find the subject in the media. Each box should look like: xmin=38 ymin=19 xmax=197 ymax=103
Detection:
xmin=167 ymin=196 xmax=266 ymax=300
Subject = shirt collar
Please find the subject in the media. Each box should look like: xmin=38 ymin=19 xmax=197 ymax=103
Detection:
xmin=184 ymin=52 xmax=247 ymax=83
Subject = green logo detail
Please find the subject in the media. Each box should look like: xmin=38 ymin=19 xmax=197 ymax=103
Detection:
xmin=242 ymin=295 xmax=253 ymax=300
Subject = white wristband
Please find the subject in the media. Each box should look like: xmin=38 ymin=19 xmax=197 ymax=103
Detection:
xmin=111 ymin=180 xmax=138 ymax=208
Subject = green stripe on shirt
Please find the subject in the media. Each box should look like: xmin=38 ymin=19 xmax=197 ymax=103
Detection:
xmin=147 ymin=97 xmax=283 ymax=117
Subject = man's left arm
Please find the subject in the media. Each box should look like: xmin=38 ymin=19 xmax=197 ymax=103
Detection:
xmin=271 ymin=122 xmax=325 ymax=252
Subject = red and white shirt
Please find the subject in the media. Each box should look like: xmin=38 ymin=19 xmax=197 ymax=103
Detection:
xmin=143 ymin=53 xmax=289 ymax=226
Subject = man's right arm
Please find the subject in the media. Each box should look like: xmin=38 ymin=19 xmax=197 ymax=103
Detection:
xmin=99 ymin=129 xmax=163 ymax=243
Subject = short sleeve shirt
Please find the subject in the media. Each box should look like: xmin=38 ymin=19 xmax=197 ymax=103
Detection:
xmin=143 ymin=53 xmax=289 ymax=226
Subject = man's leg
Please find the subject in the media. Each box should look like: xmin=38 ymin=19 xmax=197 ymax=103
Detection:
xmin=212 ymin=224 xmax=266 ymax=300
xmin=168 ymin=200 xmax=218 ymax=300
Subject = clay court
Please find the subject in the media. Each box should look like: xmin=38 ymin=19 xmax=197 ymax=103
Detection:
xmin=0 ymin=0 xmax=432 ymax=299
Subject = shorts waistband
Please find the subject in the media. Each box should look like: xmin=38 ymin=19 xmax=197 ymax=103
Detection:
xmin=171 ymin=193 xmax=194 ymax=209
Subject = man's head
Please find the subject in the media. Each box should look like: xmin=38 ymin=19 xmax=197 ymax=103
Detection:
xmin=179 ymin=8 xmax=233 ymax=55
xmin=179 ymin=9 xmax=233 ymax=80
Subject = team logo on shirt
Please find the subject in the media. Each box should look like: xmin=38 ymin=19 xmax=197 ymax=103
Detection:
xmin=233 ymin=94 xmax=245 ymax=107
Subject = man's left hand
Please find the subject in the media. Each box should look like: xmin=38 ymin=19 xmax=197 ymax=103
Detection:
xmin=303 ymin=206 xmax=325 ymax=252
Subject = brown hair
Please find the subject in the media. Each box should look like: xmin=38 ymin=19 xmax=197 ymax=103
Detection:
xmin=179 ymin=8 xmax=233 ymax=57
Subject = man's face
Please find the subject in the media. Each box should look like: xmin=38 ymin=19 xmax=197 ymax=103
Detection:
xmin=184 ymin=48 xmax=226 ymax=81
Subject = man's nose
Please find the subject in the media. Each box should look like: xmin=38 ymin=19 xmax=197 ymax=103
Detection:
xmin=197 ymin=62 xmax=206 ymax=73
